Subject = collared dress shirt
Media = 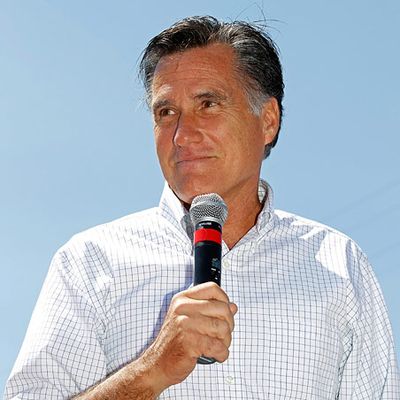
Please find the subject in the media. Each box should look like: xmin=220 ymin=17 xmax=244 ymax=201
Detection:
xmin=5 ymin=181 xmax=400 ymax=399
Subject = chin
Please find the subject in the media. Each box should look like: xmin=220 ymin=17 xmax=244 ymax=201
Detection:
xmin=169 ymin=178 xmax=222 ymax=205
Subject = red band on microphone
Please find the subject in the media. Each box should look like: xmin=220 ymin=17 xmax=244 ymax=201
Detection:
xmin=194 ymin=228 xmax=222 ymax=245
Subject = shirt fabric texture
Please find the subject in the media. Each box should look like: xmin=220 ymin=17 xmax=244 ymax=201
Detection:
xmin=5 ymin=181 xmax=400 ymax=399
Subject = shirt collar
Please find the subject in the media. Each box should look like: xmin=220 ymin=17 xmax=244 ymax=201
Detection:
xmin=255 ymin=179 xmax=274 ymax=234
xmin=158 ymin=182 xmax=193 ymax=243
xmin=158 ymin=179 xmax=275 ymax=243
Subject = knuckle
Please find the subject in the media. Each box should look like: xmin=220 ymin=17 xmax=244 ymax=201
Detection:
xmin=170 ymin=292 xmax=183 ymax=306
xmin=213 ymin=318 xmax=229 ymax=335
xmin=209 ymin=337 xmax=221 ymax=354
xmin=231 ymin=314 xmax=236 ymax=330
xmin=224 ymin=302 xmax=232 ymax=315
xmin=208 ymin=282 xmax=226 ymax=296
xmin=173 ymin=299 xmax=186 ymax=315
xmin=217 ymin=302 xmax=230 ymax=318
xmin=200 ymin=335 xmax=216 ymax=356
xmin=225 ymin=332 xmax=232 ymax=347
xmin=211 ymin=317 xmax=221 ymax=330
xmin=217 ymin=347 xmax=230 ymax=363
xmin=199 ymin=336 xmax=230 ymax=362
xmin=206 ymin=281 xmax=219 ymax=289
xmin=229 ymin=316 xmax=235 ymax=332
xmin=213 ymin=340 xmax=229 ymax=363
xmin=221 ymin=320 xmax=231 ymax=335
xmin=175 ymin=314 xmax=189 ymax=328
xmin=170 ymin=294 xmax=191 ymax=315
xmin=172 ymin=290 xmax=184 ymax=300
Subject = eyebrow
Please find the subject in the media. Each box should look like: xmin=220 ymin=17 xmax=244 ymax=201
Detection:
xmin=151 ymin=89 xmax=229 ymax=113
xmin=152 ymin=98 xmax=171 ymax=113
xmin=193 ymin=90 xmax=228 ymax=102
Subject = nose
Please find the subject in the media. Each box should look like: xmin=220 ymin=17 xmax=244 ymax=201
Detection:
xmin=173 ymin=113 xmax=203 ymax=147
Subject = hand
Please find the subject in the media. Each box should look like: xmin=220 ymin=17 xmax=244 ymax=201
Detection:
xmin=140 ymin=282 xmax=238 ymax=393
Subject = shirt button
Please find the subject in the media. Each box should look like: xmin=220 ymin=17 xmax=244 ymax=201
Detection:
xmin=223 ymin=259 xmax=230 ymax=269
xmin=225 ymin=375 xmax=235 ymax=385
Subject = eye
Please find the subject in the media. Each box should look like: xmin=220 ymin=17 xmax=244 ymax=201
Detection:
xmin=154 ymin=108 xmax=178 ymax=123
xmin=202 ymin=100 xmax=217 ymax=108
xmin=159 ymin=108 xmax=176 ymax=117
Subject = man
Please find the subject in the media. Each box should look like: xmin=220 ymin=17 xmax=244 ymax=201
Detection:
xmin=5 ymin=16 xmax=399 ymax=399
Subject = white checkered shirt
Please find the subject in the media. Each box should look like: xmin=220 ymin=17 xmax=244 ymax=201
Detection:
xmin=5 ymin=181 xmax=400 ymax=399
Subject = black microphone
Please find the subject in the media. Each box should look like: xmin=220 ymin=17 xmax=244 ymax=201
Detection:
xmin=189 ymin=193 xmax=228 ymax=365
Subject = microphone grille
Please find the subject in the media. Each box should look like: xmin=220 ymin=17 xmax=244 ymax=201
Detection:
xmin=189 ymin=193 xmax=228 ymax=227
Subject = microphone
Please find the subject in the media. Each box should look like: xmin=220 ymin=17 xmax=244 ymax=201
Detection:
xmin=189 ymin=193 xmax=228 ymax=365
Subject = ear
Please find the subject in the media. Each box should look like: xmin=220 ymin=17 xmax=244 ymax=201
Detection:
xmin=261 ymin=97 xmax=280 ymax=146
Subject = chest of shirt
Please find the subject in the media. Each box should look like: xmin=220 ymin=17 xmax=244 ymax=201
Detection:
xmin=101 ymin=238 xmax=348 ymax=380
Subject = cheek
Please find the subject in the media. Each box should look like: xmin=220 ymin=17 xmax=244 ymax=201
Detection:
xmin=229 ymin=119 xmax=265 ymax=159
xmin=154 ymin=131 xmax=171 ymax=166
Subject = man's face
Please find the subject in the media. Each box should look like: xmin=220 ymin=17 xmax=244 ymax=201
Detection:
xmin=151 ymin=43 xmax=279 ymax=205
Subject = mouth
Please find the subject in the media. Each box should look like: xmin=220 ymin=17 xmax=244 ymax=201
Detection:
xmin=174 ymin=157 xmax=218 ymax=172
xmin=176 ymin=155 xmax=216 ymax=165
xmin=175 ymin=152 xmax=217 ymax=166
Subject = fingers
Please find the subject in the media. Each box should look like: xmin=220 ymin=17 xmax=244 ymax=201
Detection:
xmin=171 ymin=316 xmax=231 ymax=363
xmin=175 ymin=312 xmax=233 ymax=348
xmin=172 ymin=297 xmax=234 ymax=330
xmin=197 ymin=335 xmax=230 ymax=363
xmin=149 ymin=282 xmax=237 ymax=386
xmin=168 ymin=283 xmax=237 ymax=361
xmin=229 ymin=302 xmax=238 ymax=315
xmin=184 ymin=282 xmax=231 ymax=303
xmin=178 ymin=282 xmax=237 ymax=320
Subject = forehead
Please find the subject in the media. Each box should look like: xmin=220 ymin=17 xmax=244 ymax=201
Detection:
xmin=151 ymin=44 xmax=242 ymax=101
xmin=155 ymin=43 xmax=236 ymax=72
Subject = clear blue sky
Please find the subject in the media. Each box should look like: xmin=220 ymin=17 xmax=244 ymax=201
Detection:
xmin=1 ymin=0 xmax=399 ymax=391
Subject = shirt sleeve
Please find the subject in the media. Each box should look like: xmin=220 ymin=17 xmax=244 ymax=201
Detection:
xmin=4 ymin=243 xmax=110 ymax=399
xmin=337 ymin=249 xmax=400 ymax=399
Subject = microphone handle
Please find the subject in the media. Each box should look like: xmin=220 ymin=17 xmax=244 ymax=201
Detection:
xmin=193 ymin=221 xmax=222 ymax=364
xmin=193 ymin=241 xmax=221 ymax=286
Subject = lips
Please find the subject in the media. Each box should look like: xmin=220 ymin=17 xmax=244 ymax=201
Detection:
xmin=177 ymin=156 xmax=214 ymax=163
xmin=175 ymin=152 xmax=216 ymax=164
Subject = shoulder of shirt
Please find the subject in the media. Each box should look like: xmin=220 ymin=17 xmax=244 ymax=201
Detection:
xmin=272 ymin=209 xmax=376 ymax=292
xmin=50 ymin=207 xmax=173 ymax=289
xmin=58 ymin=206 xmax=164 ymax=251
xmin=273 ymin=208 xmax=369 ymax=262
xmin=274 ymin=208 xmax=351 ymax=239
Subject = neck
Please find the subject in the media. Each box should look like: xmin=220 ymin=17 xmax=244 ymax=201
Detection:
xmin=222 ymin=186 xmax=263 ymax=249
xmin=180 ymin=179 xmax=263 ymax=249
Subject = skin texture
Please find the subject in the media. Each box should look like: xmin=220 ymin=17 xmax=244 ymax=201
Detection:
xmin=142 ymin=283 xmax=238 ymax=388
xmin=152 ymin=43 xmax=280 ymax=248
xmin=74 ymin=44 xmax=280 ymax=399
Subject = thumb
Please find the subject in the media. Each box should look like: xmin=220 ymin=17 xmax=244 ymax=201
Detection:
xmin=229 ymin=302 xmax=238 ymax=315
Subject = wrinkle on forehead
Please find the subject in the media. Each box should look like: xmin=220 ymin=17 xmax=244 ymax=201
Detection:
xmin=155 ymin=43 xmax=236 ymax=74
xmin=150 ymin=44 xmax=238 ymax=107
